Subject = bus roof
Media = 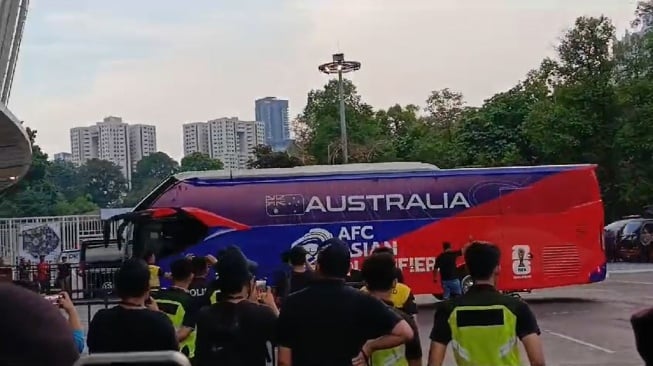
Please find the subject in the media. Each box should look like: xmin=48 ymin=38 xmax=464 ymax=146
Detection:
xmin=173 ymin=162 xmax=596 ymax=182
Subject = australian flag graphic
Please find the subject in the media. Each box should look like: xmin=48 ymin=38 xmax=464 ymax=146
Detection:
xmin=266 ymin=194 xmax=305 ymax=216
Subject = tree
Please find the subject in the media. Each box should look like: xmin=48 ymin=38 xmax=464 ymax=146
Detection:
xmin=48 ymin=160 xmax=81 ymax=201
xmin=78 ymin=159 xmax=127 ymax=208
xmin=180 ymin=152 xmax=223 ymax=172
xmin=132 ymin=152 xmax=179 ymax=189
xmin=297 ymin=78 xmax=394 ymax=164
xmin=247 ymin=145 xmax=303 ymax=169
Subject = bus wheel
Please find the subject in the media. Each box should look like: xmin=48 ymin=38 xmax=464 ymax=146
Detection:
xmin=461 ymin=275 xmax=474 ymax=294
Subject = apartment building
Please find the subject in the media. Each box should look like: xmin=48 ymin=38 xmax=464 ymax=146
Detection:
xmin=69 ymin=116 xmax=157 ymax=181
xmin=53 ymin=152 xmax=72 ymax=163
xmin=209 ymin=117 xmax=264 ymax=169
xmin=182 ymin=122 xmax=210 ymax=156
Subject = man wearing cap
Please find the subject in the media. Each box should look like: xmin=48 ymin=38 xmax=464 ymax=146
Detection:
xmin=194 ymin=246 xmax=278 ymax=366
xmin=277 ymin=238 xmax=414 ymax=366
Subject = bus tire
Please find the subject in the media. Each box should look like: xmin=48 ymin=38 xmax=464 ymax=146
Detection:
xmin=461 ymin=275 xmax=474 ymax=294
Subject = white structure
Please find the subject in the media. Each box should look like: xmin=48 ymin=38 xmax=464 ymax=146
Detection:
xmin=128 ymin=124 xmax=157 ymax=171
xmin=207 ymin=117 xmax=264 ymax=169
xmin=0 ymin=0 xmax=30 ymax=191
xmin=53 ymin=152 xmax=72 ymax=162
xmin=70 ymin=116 xmax=157 ymax=182
xmin=182 ymin=122 xmax=209 ymax=156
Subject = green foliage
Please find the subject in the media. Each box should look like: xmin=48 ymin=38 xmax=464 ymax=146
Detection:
xmin=78 ymin=159 xmax=128 ymax=208
xmin=132 ymin=152 xmax=179 ymax=189
xmin=292 ymin=11 xmax=653 ymax=220
xmin=180 ymin=152 xmax=223 ymax=172
xmin=247 ymin=145 xmax=303 ymax=169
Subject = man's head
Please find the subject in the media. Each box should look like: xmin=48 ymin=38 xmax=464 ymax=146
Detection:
xmin=361 ymin=252 xmax=396 ymax=294
xmin=289 ymin=245 xmax=308 ymax=267
xmin=39 ymin=255 xmax=45 ymax=263
xmin=115 ymin=258 xmax=150 ymax=300
xmin=216 ymin=246 xmax=257 ymax=297
xmin=442 ymin=242 xmax=452 ymax=251
xmin=316 ymin=238 xmax=351 ymax=279
xmin=144 ymin=251 xmax=156 ymax=264
xmin=371 ymin=246 xmax=395 ymax=258
xmin=0 ymin=284 xmax=79 ymax=366
xmin=464 ymin=242 xmax=501 ymax=283
xmin=61 ymin=256 xmax=67 ymax=263
xmin=191 ymin=256 xmax=209 ymax=277
xmin=171 ymin=258 xmax=194 ymax=286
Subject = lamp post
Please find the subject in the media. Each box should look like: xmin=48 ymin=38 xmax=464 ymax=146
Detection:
xmin=318 ymin=53 xmax=361 ymax=164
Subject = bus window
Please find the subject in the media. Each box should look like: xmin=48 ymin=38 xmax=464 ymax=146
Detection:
xmin=132 ymin=217 xmax=208 ymax=261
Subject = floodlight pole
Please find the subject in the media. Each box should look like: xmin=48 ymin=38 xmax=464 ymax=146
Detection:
xmin=318 ymin=53 xmax=361 ymax=164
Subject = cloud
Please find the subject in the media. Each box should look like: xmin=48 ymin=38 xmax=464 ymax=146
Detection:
xmin=8 ymin=0 xmax=637 ymax=162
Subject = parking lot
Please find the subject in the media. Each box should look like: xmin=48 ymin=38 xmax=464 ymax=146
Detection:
xmin=74 ymin=263 xmax=653 ymax=365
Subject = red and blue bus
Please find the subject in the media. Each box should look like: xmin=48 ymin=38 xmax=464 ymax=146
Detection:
xmin=111 ymin=162 xmax=606 ymax=296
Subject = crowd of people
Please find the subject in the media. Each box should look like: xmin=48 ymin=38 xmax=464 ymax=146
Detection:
xmin=3 ymin=239 xmax=653 ymax=365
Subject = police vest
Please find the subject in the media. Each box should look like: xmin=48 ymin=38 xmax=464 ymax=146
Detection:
xmin=371 ymin=344 xmax=409 ymax=366
xmin=360 ymin=283 xmax=411 ymax=310
xmin=209 ymin=289 xmax=221 ymax=304
xmin=155 ymin=297 xmax=196 ymax=359
xmin=448 ymin=304 xmax=520 ymax=366
xmin=148 ymin=265 xmax=161 ymax=289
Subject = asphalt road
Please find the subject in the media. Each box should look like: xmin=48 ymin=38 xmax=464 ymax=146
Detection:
xmin=416 ymin=269 xmax=653 ymax=366
xmin=75 ymin=264 xmax=653 ymax=365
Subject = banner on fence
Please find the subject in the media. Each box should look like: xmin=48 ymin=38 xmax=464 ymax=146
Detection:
xmin=18 ymin=222 xmax=62 ymax=262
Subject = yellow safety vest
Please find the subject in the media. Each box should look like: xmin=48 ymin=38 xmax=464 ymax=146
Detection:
xmin=209 ymin=289 xmax=221 ymax=304
xmin=448 ymin=304 xmax=520 ymax=366
xmin=155 ymin=298 xmax=196 ymax=359
xmin=361 ymin=283 xmax=411 ymax=310
xmin=148 ymin=265 xmax=161 ymax=289
xmin=370 ymin=343 xmax=409 ymax=366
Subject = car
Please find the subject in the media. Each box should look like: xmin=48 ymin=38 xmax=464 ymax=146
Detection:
xmin=605 ymin=216 xmax=653 ymax=262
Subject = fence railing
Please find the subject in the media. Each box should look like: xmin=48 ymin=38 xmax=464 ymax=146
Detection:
xmin=1 ymin=263 xmax=120 ymax=301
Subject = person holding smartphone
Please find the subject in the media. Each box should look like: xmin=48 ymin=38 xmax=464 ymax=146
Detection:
xmin=87 ymin=259 xmax=178 ymax=353
xmin=194 ymin=246 xmax=278 ymax=366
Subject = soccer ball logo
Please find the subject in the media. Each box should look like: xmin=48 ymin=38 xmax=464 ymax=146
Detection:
xmin=290 ymin=228 xmax=334 ymax=265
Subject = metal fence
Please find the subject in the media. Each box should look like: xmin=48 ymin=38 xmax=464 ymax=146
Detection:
xmin=3 ymin=263 xmax=120 ymax=301
xmin=0 ymin=214 xmax=105 ymax=264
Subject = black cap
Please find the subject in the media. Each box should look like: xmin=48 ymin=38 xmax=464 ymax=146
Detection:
xmin=316 ymin=238 xmax=351 ymax=278
xmin=216 ymin=246 xmax=258 ymax=281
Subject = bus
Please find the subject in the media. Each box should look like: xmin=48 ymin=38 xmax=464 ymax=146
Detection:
xmin=107 ymin=162 xmax=607 ymax=296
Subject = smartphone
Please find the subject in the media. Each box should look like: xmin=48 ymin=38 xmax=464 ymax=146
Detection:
xmin=255 ymin=279 xmax=267 ymax=292
xmin=43 ymin=294 xmax=61 ymax=305
xmin=74 ymin=351 xmax=191 ymax=366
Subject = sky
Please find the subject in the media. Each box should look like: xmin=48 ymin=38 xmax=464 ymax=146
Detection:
xmin=7 ymin=0 xmax=639 ymax=161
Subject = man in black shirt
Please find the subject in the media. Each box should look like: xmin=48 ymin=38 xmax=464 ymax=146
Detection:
xmin=277 ymin=238 xmax=414 ymax=366
xmin=153 ymin=258 xmax=200 ymax=359
xmin=194 ymin=246 xmax=278 ymax=366
xmin=276 ymin=245 xmax=314 ymax=303
xmin=361 ymin=252 xmax=422 ymax=366
xmin=189 ymin=255 xmax=215 ymax=299
xmin=434 ymin=242 xmax=463 ymax=299
xmin=428 ymin=242 xmax=545 ymax=366
xmin=87 ymin=259 xmax=178 ymax=353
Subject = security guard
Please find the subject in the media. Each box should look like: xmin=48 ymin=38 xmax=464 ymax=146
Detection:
xmin=153 ymin=258 xmax=199 ymax=360
xmin=360 ymin=280 xmax=417 ymax=317
xmin=428 ymin=242 xmax=545 ymax=366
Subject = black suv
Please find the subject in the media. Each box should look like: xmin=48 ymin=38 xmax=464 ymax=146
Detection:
xmin=605 ymin=216 xmax=653 ymax=262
